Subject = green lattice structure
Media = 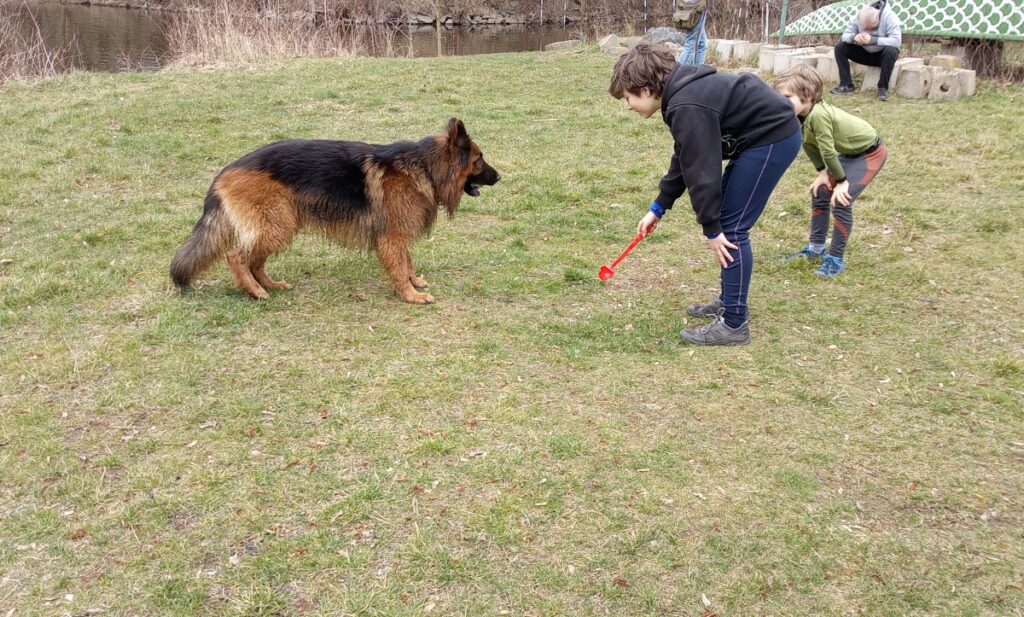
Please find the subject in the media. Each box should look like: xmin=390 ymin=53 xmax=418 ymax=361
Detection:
xmin=780 ymin=0 xmax=1024 ymax=41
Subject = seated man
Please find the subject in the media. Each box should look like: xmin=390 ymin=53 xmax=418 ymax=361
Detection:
xmin=831 ymin=0 xmax=902 ymax=101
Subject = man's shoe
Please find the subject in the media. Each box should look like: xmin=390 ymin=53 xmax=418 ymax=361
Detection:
xmin=815 ymin=255 xmax=846 ymax=278
xmin=680 ymin=315 xmax=751 ymax=346
xmin=830 ymin=84 xmax=856 ymax=95
xmin=877 ymin=87 xmax=889 ymax=101
xmin=687 ymin=296 xmax=723 ymax=318
xmin=784 ymin=245 xmax=826 ymax=263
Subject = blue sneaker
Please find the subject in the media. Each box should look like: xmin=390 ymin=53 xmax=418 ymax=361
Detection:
xmin=815 ymin=255 xmax=846 ymax=277
xmin=785 ymin=245 xmax=825 ymax=263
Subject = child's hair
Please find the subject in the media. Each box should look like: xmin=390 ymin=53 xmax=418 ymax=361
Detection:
xmin=608 ymin=43 xmax=678 ymax=99
xmin=773 ymin=64 xmax=824 ymax=104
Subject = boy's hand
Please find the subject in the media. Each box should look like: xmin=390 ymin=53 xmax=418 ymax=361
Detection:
xmin=809 ymin=171 xmax=831 ymax=197
xmin=637 ymin=211 xmax=660 ymax=237
xmin=707 ymin=233 xmax=738 ymax=267
xmin=830 ymin=180 xmax=852 ymax=206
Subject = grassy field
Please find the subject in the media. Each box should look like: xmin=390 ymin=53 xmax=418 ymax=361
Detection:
xmin=1 ymin=49 xmax=1023 ymax=616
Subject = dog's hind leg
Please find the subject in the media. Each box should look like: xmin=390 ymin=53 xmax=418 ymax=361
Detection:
xmin=250 ymin=254 xmax=292 ymax=291
xmin=227 ymin=249 xmax=270 ymax=300
xmin=406 ymin=252 xmax=428 ymax=290
xmin=377 ymin=234 xmax=433 ymax=304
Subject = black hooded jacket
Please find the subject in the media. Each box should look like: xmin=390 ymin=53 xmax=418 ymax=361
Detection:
xmin=655 ymin=63 xmax=800 ymax=236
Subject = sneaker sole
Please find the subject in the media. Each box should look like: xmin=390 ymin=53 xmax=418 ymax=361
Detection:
xmin=679 ymin=334 xmax=751 ymax=346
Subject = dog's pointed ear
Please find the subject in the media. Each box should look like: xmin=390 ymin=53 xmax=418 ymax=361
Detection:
xmin=446 ymin=117 xmax=471 ymax=151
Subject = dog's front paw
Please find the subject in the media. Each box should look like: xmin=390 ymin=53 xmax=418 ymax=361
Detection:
xmin=401 ymin=291 xmax=435 ymax=304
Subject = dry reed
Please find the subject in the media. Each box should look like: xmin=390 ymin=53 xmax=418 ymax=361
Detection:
xmin=0 ymin=0 xmax=73 ymax=82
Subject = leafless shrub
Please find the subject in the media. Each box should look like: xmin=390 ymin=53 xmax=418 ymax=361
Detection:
xmin=163 ymin=0 xmax=408 ymax=66
xmin=0 ymin=0 xmax=74 ymax=82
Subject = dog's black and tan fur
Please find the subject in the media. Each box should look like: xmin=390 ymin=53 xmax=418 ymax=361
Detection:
xmin=170 ymin=118 xmax=500 ymax=303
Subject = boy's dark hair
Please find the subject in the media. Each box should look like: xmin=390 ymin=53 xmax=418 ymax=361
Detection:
xmin=608 ymin=43 xmax=678 ymax=99
xmin=773 ymin=64 xmax=824 ymax=104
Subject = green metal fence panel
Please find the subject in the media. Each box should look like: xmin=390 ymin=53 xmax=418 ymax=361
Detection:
xmin=779 ymin=0 xmax=1024 ymax=41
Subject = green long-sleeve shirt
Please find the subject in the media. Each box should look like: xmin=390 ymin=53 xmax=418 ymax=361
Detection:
xmin=801 ymin=100 xmax=878 ymax=182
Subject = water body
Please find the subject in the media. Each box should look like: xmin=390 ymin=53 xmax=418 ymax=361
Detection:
xmin=17 ymin=2 xmax=599 ymax=73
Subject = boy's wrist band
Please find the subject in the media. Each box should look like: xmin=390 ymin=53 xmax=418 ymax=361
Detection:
xmin=650 ymin=202 xmax=666 ymax=218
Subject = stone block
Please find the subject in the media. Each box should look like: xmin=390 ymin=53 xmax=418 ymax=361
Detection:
xmin=816 ymin=55 xmax=840 ymax=83
xmin=732 ymin=41 xmax=759 ymax=63
xmin=620 ymin=36 xmax=643 ymax=49
xmin=715 ymin=39 xmax=743 ymax=61
xmin=929 ymin=54 xmax=961 ymax=70
xmin=955 ymin=68 xmax=976 ymax=96
xmin=598 ymin=34 xmax=620 ymax=51
xmin=815 ymin=45 xmax=833 ymax=54
xmin=894 ymin=65 xmax=931 ymax=98
xmin=928 ymin=69 xmax=961 ymax=100
xmin=859 ymin=57 xmax=924 ymax=91
xmin=544 ymin=40 xmax=581 ymax=51
xmin=773 ymin=48 xmax=816 ymax=75
xmin=796 ymin=52 xmax=829 ymax=68
xmin=758 ymin=44 xmax=793 ymax=72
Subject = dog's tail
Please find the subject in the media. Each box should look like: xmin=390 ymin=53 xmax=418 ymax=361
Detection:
xmin=170 ymin=189 xmax=234 ymax=290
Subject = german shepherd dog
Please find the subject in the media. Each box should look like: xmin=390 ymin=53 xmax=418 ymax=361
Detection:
xmin=170 ymin=118 xmax=500 ymax=303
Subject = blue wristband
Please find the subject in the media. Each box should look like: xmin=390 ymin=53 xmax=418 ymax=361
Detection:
xmin=649 ymin=202 xmax=666 ymax=218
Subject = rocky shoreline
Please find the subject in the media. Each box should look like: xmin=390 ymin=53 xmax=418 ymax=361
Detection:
xmin=50 ymin=0 xmax=617 ymax=26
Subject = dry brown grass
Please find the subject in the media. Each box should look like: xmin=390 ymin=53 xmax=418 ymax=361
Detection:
xmin=164 ymin=0 xmax=406 ymax=67
xmin=0 ymin=0 xmax=74 ymax=82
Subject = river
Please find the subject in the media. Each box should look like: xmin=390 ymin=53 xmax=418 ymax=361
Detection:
xmin=17 ymin=2 xmax=611 ymax=72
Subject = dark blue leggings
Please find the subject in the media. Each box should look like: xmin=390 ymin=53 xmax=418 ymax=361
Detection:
xmin=717 ymin=129 xmax=801 ymax=328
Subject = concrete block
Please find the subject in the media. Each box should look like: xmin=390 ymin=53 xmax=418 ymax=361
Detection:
xmin=815 ymin=45 xmax=833 ymax=54
xmin=850 ymin=61 xmax=868 ymax=77
xmin=786 ymin=53 xmax=827 ymax=74
xmin=929 ymin=54 xmax=961 ymax=70
xmin=859 ymin=57 xmax=924 ymax=91
xmin=928 ymin=69 xmax=961 ymax=100
xmin=816 ymin=55 xmax=840 ymax=83
xmin=732 ymin=41 xmax=759 ymax=62
xmin=773 ymin=48 xmax=816 ymax=75
xmin=894 ymin=65 xmax=931 ymax=98
xmin=715 ymin=39 xmax=746 ymax=61
xmin=758 ymin=44 xmax=793 ymax=72
xmin=955 ymin=68 xmax=977 ymax=96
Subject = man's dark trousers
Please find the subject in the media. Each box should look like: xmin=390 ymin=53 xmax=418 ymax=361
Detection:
xmin=834 ymin=42 xmax=899 ymax=89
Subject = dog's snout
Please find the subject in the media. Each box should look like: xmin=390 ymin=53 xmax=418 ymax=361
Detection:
xmin=494 ymin=172 xmax=502 ymax=183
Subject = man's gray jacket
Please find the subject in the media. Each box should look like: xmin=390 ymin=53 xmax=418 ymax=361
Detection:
xmin=840 ymin=0 xmax=902 ymax=52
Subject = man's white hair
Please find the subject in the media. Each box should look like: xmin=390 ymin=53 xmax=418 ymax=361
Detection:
xmin=857 ymin=5 xmax=880 ymax=27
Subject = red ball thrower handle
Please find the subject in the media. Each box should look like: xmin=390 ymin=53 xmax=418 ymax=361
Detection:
xmin=609 ymin=232 xmax=645 ymax=270
xmin=599 ymin=228 xmax=653 ymax=281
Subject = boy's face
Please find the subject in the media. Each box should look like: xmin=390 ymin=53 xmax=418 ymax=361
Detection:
xmin=778 ymin=87 xmax=813 ymax=117
xmin=624 ymin=88 xmax=660 ymax=119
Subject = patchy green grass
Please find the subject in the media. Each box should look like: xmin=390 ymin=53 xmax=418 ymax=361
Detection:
xmin=1 ymin=49 xmax=1023 ymax=616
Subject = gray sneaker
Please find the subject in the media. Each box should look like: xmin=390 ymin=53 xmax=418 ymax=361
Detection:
xmin=680 ymin=315 xmax=751 ymax=346
xmin=687 ymin=296 xmax=723 ymax=318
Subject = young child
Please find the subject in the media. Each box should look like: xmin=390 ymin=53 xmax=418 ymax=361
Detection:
xmin=609 ymin=43 xmax=801 ymax=346
xmin=774 ymin=64 xmax=888 ymax=277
